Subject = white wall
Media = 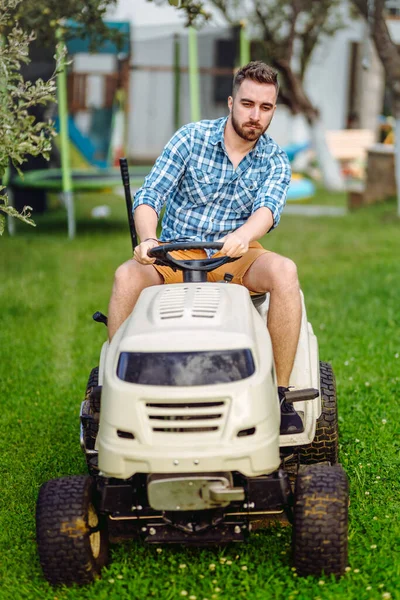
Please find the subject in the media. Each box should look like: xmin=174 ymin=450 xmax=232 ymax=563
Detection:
xmin=128 ymin=33 xmax=178 ymax=160
xmin=107 ymin=0 xmax=185 ymax=26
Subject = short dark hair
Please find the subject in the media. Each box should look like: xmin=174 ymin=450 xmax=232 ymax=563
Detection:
xmin=233 ymin=61 xmax=279 ymax=99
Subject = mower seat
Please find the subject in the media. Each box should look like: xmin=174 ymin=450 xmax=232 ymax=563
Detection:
xmin=250 ymin=293 xmax=267 ymax=309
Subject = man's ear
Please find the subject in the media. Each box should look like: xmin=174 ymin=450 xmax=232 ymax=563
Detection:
xmin=228 ymin=96 xmax=233 ymax=112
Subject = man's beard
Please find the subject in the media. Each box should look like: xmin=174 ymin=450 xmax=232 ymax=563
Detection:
xmin=231 ymin=109 xmax=269 ymax=142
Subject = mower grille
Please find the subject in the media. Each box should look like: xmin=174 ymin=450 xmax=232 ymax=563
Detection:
xmin=158 ymin=287 xmax=188 ymax=320
xmin=192 ymin=287 xmax=220 ymax=318
xmin=144 ymin=399 xmax=229 ymax=437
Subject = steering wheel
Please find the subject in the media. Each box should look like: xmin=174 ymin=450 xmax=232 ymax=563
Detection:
xmin=147 ymin=241 xmax=240 ymax=273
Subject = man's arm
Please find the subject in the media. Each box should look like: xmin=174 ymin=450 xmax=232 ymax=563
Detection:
xmin=220 ymin=207 xmax=273 ymax=257
xmin=133 ymin=205 xmax=159 ymax=265
xmin=133 ymin=126 xmax=191 ymax=220
xmin=220 ymin=148 xmax=291 ymax=257
xmin=132 ymin=126 xmax=192 ymax=264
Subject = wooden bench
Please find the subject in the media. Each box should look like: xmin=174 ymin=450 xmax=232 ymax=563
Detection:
xmin=325 ymin=129 xmax=375 ymax=161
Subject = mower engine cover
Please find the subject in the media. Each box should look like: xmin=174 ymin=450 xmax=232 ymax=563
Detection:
xmin=97 ymin=282 xmax=280 ymax=479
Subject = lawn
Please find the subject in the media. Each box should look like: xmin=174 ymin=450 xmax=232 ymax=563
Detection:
xmin=0 ymin=191 xmax=399 ymax=600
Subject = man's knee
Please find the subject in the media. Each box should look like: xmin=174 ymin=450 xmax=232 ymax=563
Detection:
xmin=113 ymin=260 xmax=161 ymax=292
xmin=114 ymin=261 xmax=135 ymax=289
xmin=270 ymin=256 xmax=298 ymax=287
xmin=251 ymin=254 xmax=299 ymax=292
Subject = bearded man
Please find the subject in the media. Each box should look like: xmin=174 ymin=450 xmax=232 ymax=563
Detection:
xmin=107 ymin=61 xmax=303 ymax=435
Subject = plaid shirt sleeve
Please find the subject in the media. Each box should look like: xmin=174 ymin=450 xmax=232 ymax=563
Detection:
xmin=133 ymin=126 xmax=192 ymax=215
xmin=252 ymin=149 xmax=291 ymax=229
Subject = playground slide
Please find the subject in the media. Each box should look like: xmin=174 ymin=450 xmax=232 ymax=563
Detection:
xmin=54 ymin=116 xmax=108 ymax=169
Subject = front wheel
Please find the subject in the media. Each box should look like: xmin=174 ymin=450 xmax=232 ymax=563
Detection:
xmin=36 ymin=475 xmax=109 ymax=586
xmin=292 ymin=464 xmax=349 ymax=577
xmin=299 ymin=361 xmax=339 ymax=465
xmin=82 ymin=366 xmax=100 ymax=475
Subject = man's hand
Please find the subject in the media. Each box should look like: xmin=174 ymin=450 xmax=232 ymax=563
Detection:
xmin=219 ymin=232 xmax=249 ymax=258
xmin=133 ymin=239 xmax=159 ymax=265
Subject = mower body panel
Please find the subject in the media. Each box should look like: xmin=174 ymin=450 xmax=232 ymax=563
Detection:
xmin=97 ymin=283 xmax=319 ymax=479
xmin=97 ymin=283 xmax=279 ymax=478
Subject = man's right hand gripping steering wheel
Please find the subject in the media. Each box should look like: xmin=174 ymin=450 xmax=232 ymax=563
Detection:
xmin=134 ymin=239 xmax=159 ymax=265
xmin=219 ymin=231 xmax=250 ymax=258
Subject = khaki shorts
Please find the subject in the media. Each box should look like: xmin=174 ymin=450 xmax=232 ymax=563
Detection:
xmin=153 ymin=241 xmax=269 ymax=287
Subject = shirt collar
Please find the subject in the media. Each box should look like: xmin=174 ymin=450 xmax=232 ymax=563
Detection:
xmin=253 ymin=133 xmax=268 ymax=157
xmin=210 ymin=116 xmax=268 ymax=157
xmin=210 ymin=116 xmax=228 ymax=147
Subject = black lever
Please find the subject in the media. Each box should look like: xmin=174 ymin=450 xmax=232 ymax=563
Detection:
xmin=119 ymin=157 xmax=138 ymax=252
xmin=93 ymin=311 xmax=108 ymax=327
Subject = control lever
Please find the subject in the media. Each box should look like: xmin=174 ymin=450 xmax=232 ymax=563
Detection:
xmin=93 ymin=311 xmax=108 ymax=327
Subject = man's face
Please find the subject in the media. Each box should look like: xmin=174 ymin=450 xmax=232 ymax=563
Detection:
xmin=228 ymin=79 xmax=277 ymax=142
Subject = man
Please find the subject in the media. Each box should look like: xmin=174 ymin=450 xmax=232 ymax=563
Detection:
xmin=108 ymin=61 xmax=303 ymax=435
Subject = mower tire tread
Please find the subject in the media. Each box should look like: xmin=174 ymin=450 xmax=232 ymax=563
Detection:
xmin=300 ymin=361 xmax=339 ymax=464
xmin=86 ymin=366 xmax=100 ymax=413
xmin=83 ymin=366 xmax=99 ymax=448
xmin=293 ymin=463 xmax=348 ymax=577
xmin=36 ymin=475 xmax=109 ymax=586
xmin=81 ymin=367 xmax=100 ymax=474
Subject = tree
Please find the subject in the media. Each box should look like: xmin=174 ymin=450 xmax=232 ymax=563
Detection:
xmin=7 ymin=0 xmax=120 ymax=49
xmin=351 ymin=0 xmax=400 ymax=217
xmin=0 ymin=0 xmax=121 ymax=235
xmin=165 ymin=0 xmax=211 ymax=25
xmin=159 ymin=0 xmax=347 ymax=190
xmin=214 ymin=0 xmax=349 ymax=190
xmin=0 ymin=0 xmax=60 ymax=234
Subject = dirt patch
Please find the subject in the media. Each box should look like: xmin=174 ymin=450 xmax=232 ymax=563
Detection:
xmin=60 ymin=517 xmax=88 ymax=537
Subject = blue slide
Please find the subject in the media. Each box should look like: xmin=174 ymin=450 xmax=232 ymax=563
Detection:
xmin=54 ymin=116 xmax=108 ymax=169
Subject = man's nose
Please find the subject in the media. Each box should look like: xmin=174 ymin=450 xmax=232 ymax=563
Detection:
xmin=250 ymin=106 xmax=260 ymax=121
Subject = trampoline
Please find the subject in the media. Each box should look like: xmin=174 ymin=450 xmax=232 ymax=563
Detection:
xmin=7 ymin=21 xmax=134 ymax=239
xmin=10 ymin=167 xmax=150 ymax=191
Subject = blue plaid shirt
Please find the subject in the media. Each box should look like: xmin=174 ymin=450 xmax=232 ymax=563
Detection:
xmin=134 ymin=117 xmax=291 ymax=244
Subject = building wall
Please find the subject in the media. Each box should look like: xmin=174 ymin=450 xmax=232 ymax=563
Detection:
xmin=128 ymin=26 xmax=235 ymax=161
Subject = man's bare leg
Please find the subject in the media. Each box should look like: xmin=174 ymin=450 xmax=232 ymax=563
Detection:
xmin=243 ymin=252 xmax=301 ymax=387
xmin=107 ymin=260 xmax=163 ymax=340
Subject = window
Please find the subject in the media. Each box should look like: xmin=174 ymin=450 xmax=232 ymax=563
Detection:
xmin=117 ymin=350 xmax=255 ymax=387
xmin=386 ymin=0 xmax=400 ymax=17
xmin=214 ymin=38 xmax=236 ymax=103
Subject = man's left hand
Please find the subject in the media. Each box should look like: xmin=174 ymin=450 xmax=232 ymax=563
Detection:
xmin=219 ymin=232 xmax=249 ymax=257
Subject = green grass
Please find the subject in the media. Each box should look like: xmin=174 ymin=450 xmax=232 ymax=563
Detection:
xmin=1 ymin=190 xmax=400 ymax=600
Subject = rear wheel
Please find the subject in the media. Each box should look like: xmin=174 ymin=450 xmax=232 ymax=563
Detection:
xmin=299 ymin=361 xmax=338 ymax=465
xmin=292 ymin=464 xmax=348 ymax=577
xmin=36 ymin=475 xmax=109 ymax=586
